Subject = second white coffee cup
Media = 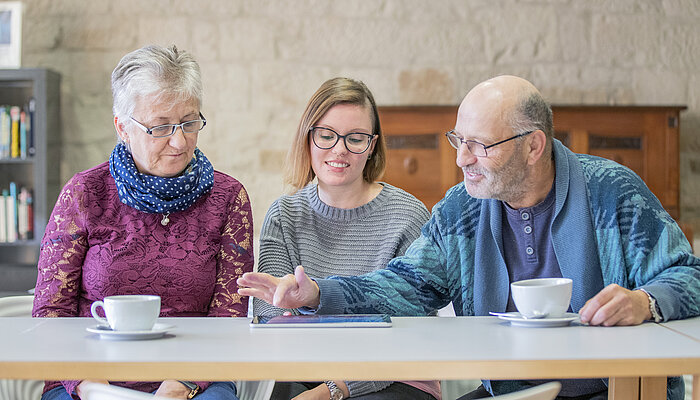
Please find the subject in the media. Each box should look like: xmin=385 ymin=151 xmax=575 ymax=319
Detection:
xmin=90 ymin=295 xmax=161 ymax=331
xmin=510 ymin=278 xmax=572 ymax=318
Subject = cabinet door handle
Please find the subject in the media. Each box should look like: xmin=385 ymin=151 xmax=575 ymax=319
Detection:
xmin=403 ymin=156 xmax=418 ymax=174
xmin=668 ymin=116 xmax=678 ymax=128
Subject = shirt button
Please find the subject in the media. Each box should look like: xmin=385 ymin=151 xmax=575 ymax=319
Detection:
xmin=521 ymin=212 xmax=530 ymax=220
xmin=524 ymin=226 xmax=532 ymax=234
xmin=526 ymin=246 xmax=534 ymax=255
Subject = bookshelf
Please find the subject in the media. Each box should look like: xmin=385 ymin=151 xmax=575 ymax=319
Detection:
xmin=0 ymin=69 xmax=60 ymax=294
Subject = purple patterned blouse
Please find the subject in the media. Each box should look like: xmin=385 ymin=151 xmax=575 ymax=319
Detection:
xmin=32 ymin=162 xmax=254 ymax=397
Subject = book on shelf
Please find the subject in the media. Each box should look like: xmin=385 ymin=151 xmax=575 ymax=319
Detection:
xmin=10 ymin=106 xmax=20 ymax=158
xmin=25 ymin=188 xmax=33 ymax=240
xmin=27 ymin=98 xmax=35 ymax=157
xmin=0 ymin=189 xmax=5 ymax=242
xmin=0 ymin=99 xmax=35 ymax=160
xmin=0 ymin=106 xmax=9 ymax=158
xmin=17 ymin=187 xmax=28 ymax=240
xmin=6 ymin=183 xmax=17 ymax=242
xmin=0 ymin=183 xmax=34 ymax=243
xmin=19 ymin=110 xmax=27 ymax=158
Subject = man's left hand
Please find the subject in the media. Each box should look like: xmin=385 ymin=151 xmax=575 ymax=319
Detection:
xmin=579 ymin=284 xmax=652 ymax=326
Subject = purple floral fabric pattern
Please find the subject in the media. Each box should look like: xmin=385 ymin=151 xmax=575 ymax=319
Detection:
xmin=32 ymin=162 xmax=254 ymax=397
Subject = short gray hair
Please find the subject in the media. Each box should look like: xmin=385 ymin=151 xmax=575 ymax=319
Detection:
xmin=509 ymin=92 xmax=553 ymax=152
xmin=111 ymin=45 xmax=202 ymax=121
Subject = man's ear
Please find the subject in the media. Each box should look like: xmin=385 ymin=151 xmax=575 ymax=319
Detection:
xmin=526 ymin=129 xmax=547 ymax=165
xmin=114 ymin=116 xmax=128 ymax=143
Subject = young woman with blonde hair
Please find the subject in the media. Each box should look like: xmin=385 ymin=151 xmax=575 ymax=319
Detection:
xmin=255 ymin=77 xmax=439 ymax=400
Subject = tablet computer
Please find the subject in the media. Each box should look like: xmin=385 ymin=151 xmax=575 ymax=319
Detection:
xmin=250 ymin=314 xmax=392 ymax=328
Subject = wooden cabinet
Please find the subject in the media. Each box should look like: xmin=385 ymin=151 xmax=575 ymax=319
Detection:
xmin=378 ymin=106 xmax=460 ymax=210
xmin=552 ymin=106 xmax=684 ymax=220
xmin=379 ymin=105 xmax=685 ymax=221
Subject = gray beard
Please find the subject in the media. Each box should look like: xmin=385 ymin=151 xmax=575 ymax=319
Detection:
xmin=463 ymin=148 xmax=530 ymax=204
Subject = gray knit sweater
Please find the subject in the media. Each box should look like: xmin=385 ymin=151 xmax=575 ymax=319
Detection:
xmin=254 ymin=182 xmax=430 ymax=397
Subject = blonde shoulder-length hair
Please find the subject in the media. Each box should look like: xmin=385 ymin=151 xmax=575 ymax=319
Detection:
xmin=284 ymin=77 xmax=386 ymax=193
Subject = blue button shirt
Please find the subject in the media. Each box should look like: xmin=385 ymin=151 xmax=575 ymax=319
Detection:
xmin=500 ymin=181 xmax=607 ymax=397
xmin=502 ymin=182 xmax=561 ymax=313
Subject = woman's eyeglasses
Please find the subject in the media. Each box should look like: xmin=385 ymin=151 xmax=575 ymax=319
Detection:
xmin=130 ymin=113 xmax=207 ymax=138
xmin=310 ymin=126 xmax=375 ymax=154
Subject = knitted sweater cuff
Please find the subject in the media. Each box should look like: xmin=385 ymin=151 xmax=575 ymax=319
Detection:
xmin=312 ymin=279 xmax=347 ymax=314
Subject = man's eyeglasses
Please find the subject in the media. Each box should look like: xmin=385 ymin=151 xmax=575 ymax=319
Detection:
xmin=310 ymin=126 xmax=376 ymax=154
xmin=444 ymin=130 xmax=534 ymax=157
xmin=130 ymin=112 xmax=207 ymax=138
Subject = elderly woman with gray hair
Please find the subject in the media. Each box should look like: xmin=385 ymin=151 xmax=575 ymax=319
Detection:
xmin=33 ymin=45 xmax=253 ymax=400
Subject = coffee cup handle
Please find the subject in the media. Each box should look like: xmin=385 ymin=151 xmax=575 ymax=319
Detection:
xmin=90 ymin=301 xmax=109 ymax=326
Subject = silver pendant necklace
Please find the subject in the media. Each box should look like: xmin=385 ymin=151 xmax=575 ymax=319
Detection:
xmin=161 ymin=212 xmax=170 ymax=226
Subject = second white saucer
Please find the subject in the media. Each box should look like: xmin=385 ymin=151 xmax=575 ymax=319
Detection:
xmin=492 ymin=312 xmax=579 ymax=328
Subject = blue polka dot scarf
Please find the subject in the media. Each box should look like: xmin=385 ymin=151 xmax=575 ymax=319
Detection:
xmin=109 ymin=143 xmax=214 ymax=214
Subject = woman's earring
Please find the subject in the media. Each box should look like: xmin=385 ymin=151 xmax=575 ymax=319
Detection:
xmin=367 ymin=152 xmax=372 ymax=160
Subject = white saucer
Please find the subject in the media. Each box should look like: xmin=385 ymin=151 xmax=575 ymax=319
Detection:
xmin=86 ymin=323 xmax=175 ymax=340
xmin=492 ymin=312 xmax=579 ymax=328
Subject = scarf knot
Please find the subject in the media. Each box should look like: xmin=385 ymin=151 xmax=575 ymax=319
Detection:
xmin=109 ymin=143 xmax=214 ymax=213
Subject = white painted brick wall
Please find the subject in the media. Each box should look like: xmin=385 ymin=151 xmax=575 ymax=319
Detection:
xmin=15 ymin=0 xmax=700 ymax=239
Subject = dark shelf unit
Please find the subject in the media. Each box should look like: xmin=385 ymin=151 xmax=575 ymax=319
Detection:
xmin=0 ymin=68 xmax=60 ymax=293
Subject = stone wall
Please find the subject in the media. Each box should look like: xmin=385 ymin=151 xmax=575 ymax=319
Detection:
xmin=16 ymin=0 xmax=700 ymax=237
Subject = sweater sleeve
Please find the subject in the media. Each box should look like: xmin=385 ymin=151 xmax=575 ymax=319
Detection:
xmin=254 ymin=200 xmax=298 ymax=316
xmin=394 ymin=200 xmax=430 ymax=257
xmin=316 ymin=211 xmax=454 ymax=317
xmin=32 ymin=175 xmax=88 ymax=318
xmin=31 ymin=175 xmax=88 ymax=399
xmin=347 ymin=381 xmax=393 ymax=397
xmin=208 ymin=184 xmax=254 ymax=317
xmin=585 ymin=157 xmax=700 ymax=321
xmin=613 ymin=173 xmax=700 ymax=321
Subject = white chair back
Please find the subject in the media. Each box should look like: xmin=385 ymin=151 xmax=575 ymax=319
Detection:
xmin=0 ymin=295 xmax=43 ymax=400
xmin=236 ymin=380 xmax=275 ymax=400
xmin=0 ymin=379 xmax=43 ymax=400
xmin=0 ymin=295 xmax=34 ymax=317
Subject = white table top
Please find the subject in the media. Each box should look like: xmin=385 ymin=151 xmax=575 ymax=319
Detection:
xmin=661 ymin=317 xmax=700 ymax=343
xmin=1 ymin=316 xmax=699 ymax=382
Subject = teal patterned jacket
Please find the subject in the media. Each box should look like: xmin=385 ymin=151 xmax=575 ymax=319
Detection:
xmin=315 ymin=139 xmax=700 ymax=398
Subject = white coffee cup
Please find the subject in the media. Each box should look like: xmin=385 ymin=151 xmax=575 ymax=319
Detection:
xmin=510 ymin=278 xmax=572 ymax=318
xmin=90 ymin=295 xmax=161 ymax=331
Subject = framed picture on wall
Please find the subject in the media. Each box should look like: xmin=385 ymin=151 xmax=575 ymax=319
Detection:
xmin=0 ymin=1 xmax=21 ymax=68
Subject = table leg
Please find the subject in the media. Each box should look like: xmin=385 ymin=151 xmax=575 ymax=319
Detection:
xmin=640 ymin=377 xmax=666 ymax=399
xmin=693 ymin=375 xmax=699 ymax=400
xmin=609 ymin=377 xmax=639 ymax=400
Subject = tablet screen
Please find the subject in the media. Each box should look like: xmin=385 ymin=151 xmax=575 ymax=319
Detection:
xmin=250 ymin=314 xmax=392 ymax=328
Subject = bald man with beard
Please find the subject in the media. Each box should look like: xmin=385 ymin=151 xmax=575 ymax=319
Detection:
xmin=239 ymin=76 xmax=700 ymax=399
